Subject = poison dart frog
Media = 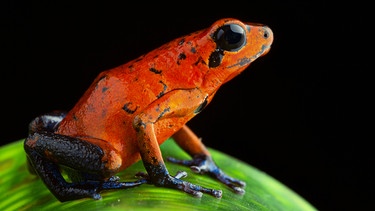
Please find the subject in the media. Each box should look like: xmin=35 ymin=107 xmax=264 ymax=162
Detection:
xmin=24 ymin=18 xmax=273 ymax=202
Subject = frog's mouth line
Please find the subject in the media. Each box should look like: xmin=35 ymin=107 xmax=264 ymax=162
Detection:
xmin=259 ymin=44 xmax=271 ymax=57
xmin=226 ymin=44 xmax=271 ymax=69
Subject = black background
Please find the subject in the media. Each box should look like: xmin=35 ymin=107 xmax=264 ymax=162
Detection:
xmin=1 ymin=2 xmax=371 ymax=210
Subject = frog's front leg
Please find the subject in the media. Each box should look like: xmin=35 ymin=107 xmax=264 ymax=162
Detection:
xmin=169 ymin=125 xmax=246 ymax=194
xmin=24 ymin=112 xmax=147 ymax=202
xmin=133 ymin=88 xmax=222 ymax=198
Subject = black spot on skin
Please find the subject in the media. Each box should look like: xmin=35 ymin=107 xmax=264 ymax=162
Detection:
xmin=157 ymin=81 xmax=168 ymax=98
xmin=73 ymin=115 xmax=78 ymax=121
xmin=194 ymin=57 xmax=206 ymax=66
xmin=177 ymin=53 xmax=186 ymax=65
xmin=149 ymin=67 xmax=162 ymax=74
xmin=178 ymin=38 xmax=185 ymax=45
xmin=190 ymin=47 xmax=196 ymax=53
xmin=194 ymin=95 xmax=208 ymax=114
xmin=102 ymin=87 xmax=108 ymax=92
xmin=127 ymin=64 xmax=136 ymax=72
xmin=178 ymin=53 xmax=186 ymax=60
xmin=157 ymin=107 xmax=171 ymax=120
xmin=122 ymin=102 xmax=139 ymax=114
xmin=152 ymin=156 xmax=158 ymax=164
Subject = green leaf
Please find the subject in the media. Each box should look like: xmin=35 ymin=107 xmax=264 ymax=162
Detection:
xmin=0 ymin=139 xmax=316 ymax=211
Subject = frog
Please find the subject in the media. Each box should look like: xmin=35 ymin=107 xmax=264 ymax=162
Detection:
xmin=24 ymin=18 xmax=273 ymax=202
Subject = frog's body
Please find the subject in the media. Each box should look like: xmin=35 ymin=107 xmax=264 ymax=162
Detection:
xmin=24 ymin=18 xmax=273 ymax=202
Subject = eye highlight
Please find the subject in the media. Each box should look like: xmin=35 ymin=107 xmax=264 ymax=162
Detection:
xmin=213 ymin=24 xmax=246 ymax=52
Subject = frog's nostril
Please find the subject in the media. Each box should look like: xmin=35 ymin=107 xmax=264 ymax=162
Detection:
xmin=262 ymin=26 xmax=273 ymax=42
xmin=263 ymin=30 xmax=269 ymax=38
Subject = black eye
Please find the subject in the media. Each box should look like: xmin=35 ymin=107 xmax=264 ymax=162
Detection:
xmin=213 ymin=24 xmax=246 ymax=52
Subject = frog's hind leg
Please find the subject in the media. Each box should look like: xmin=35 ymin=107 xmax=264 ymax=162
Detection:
xmin=28 ymin=110 xmax=67 ymax=134
xmin=24 ymin=112 xmax=147 ymax=202
xmin=24 ymin=132 xmax=147 ymax=201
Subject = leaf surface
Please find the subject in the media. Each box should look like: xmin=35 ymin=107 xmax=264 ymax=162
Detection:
xmin=0 ymin=139 xmax=316 ymax=211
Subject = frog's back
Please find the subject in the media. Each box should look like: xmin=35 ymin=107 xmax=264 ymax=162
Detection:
xmin=56 ymin=26 xmax=215 ymax=140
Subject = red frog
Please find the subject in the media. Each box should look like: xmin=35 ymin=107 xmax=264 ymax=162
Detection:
xmin=24 ymin=18 xmax=273 ymax=202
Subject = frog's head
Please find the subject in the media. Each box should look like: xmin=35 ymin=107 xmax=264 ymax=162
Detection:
xmin=201 ymin=18 xmax=273 ymax=90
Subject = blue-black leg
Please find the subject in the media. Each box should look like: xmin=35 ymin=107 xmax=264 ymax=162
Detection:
xmin=170 ymin=125 xmax=246 ymax=194
xmin=135 ymin=165 xmax=222 ymax=198
xmin=24 ymin=132 xmax=147 ymax=201
xmin=167 ymin=154 xmax=246 ymax=194
xmin=28 ymin=110 xmax=67 ymax=134
xmin=24 ymin=112 xmax=147 ymax=202
xmin=25 ymin=147 xmax=102 ymax=201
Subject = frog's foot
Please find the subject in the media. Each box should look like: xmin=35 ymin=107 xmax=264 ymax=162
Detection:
xmin=135 ymin=171 xmax=222 ymax=198
xmin=99 ymin=178 xmax=148 ymax=191
xmin=167 ymin=155 xmax=246 ymax=195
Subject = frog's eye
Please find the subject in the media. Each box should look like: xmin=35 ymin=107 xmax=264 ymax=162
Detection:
xmin=213 ymin=24 xmax=246 ymax=52
xmin=208 ymin=23 xmax=246 ymax=68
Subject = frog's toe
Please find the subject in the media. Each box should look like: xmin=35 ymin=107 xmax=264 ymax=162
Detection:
xmin=107 ymin=175 xmax=120 ymax=182
xmin=174 ymin=170 xmax=188 ymax=179
xmin=216 ymin=172 xmax=247 ymax=194
xmin=233 ymin=186 xmax=246 ymax=195
xmin=190 ymin=165 xmax=204 ymax=174
xmin=237 ymin=180 xmax=246 ymax=188
xmin=166 ymin=174 xmax=222 ymax=198
xmin=220 ymin=174 xmax=246 ymax=188
xmin=167 ymin=156 xmax=194 ymax=166
xmin=92 ymin=193 xmax=102 ymax=200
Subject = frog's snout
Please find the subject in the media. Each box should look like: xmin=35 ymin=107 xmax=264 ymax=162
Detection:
xmin=259 ymin=25 xmax=273 ymax=57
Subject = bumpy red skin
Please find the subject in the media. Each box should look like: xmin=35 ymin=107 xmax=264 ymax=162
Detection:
xmin=24 ymin=18 xmax=273 ymax=202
